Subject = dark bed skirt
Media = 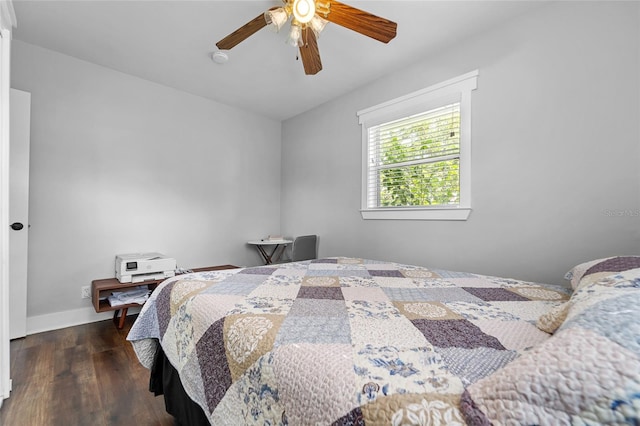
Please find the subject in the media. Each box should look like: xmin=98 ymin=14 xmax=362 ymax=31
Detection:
xmin=150 ymin=345 xmax=210 ymax=426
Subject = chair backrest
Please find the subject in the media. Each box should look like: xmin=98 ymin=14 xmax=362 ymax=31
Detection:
xmin=291 ymin=235 xmax=317 ymax=262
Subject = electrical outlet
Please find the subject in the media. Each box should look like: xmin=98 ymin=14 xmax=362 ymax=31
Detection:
xmin=81 ymin=286 xmax=91 ymax=299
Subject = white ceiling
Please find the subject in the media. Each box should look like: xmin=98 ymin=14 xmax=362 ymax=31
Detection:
xmin=12 ymin=1 xmax=548 ymax=121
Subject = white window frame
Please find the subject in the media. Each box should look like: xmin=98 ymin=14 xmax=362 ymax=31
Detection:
xmin=357 ymin=70 xmax=478 ymax=221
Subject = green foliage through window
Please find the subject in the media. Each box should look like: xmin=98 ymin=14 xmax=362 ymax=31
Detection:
xmin=368 ymin=103 xmax=461 ymax=207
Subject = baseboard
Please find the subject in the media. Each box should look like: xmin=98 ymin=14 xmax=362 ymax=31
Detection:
xmin=26 ymin=305 xmax=141 ymax=335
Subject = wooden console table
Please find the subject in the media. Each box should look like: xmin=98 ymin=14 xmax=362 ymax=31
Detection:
xmin=91 ymin=265 xmax=238 ymax=328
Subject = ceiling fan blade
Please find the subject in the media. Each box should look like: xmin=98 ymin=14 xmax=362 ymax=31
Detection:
xmin=216 ymin=12 xmax=267 ymax=50
xmin=323 ymin=0 xmax=397 ymax=44
xmin=299 ymin=28 xmax=322 ymax=75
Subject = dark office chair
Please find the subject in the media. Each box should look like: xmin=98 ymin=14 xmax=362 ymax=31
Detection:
xmin=291 ymin=235 xmax=318 ymax=261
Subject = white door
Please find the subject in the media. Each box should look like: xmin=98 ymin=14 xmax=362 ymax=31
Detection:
xmin=9 ymin=88 xmax=30 ymax=339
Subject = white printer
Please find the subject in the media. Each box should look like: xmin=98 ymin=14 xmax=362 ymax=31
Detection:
xmin=115 ymin=252 xmax=177 ymax=283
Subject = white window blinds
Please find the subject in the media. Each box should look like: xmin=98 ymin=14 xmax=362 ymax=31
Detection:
xmin=366 ymin=102 xmax=461 ymax=208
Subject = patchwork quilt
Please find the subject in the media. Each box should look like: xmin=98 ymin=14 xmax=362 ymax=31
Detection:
xmin=127 ymin=257 xmax=571 ymax=425
xmin=462 ymin=256 xmax=640 ymax=425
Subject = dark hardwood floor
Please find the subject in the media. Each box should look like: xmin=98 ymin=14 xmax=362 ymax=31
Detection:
xmin=0 ymin=315 xmax=176 ymax=426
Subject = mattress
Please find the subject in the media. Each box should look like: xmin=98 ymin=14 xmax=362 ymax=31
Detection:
xmin=127 ymin=256 xmax=637 ymax=424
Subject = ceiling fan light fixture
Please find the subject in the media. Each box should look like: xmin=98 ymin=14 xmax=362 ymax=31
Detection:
xmin=292 ymin=0 xmax=315 ymax=24
xmin=286 ymin=22 xmax=303 ymax=47
xmin=265 ymin=7 xmax=289 ymax=32
xmin=309 ymin=14 xmax=328 ymax=38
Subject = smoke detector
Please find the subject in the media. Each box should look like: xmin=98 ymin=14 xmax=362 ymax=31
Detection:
xmin=210 ymin=51 xmax=229 ymax=64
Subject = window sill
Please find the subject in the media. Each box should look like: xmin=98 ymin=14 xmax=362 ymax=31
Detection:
xmin=360 ymin=207 xmax=471 ymax=221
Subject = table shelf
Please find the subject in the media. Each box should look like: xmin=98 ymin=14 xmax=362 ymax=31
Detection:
xmin=91 ymin=264 xmax=239 ymax=327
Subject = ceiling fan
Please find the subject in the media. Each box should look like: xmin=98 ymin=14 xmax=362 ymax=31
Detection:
xmin=215 ymin=0 xmax=397 ymax=75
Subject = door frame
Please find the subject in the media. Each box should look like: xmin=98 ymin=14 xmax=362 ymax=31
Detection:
xmin=1 ymin=0 xmax=17 ymax=404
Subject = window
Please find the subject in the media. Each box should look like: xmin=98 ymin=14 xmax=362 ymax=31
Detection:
xmin=358 ymin=70 xmax=478 ymax=220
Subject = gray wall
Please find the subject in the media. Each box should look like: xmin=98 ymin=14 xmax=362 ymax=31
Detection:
xmin=12 ymin=41 xmax=282 ymax=318
xmin=281 ymin=1 xmax=640 ymax=286
xmin=9 ymin=1 xmax=640 ymax=324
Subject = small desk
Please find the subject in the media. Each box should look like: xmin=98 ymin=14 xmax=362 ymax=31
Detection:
xmin=247 ymin=239 xmax=293 ymax=264
xmin=92 ymin=265 xmax=238 ymax=329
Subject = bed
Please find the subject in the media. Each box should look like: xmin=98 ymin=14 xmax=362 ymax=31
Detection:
xmin=127 ymin=256 xmax=640 ymax=425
